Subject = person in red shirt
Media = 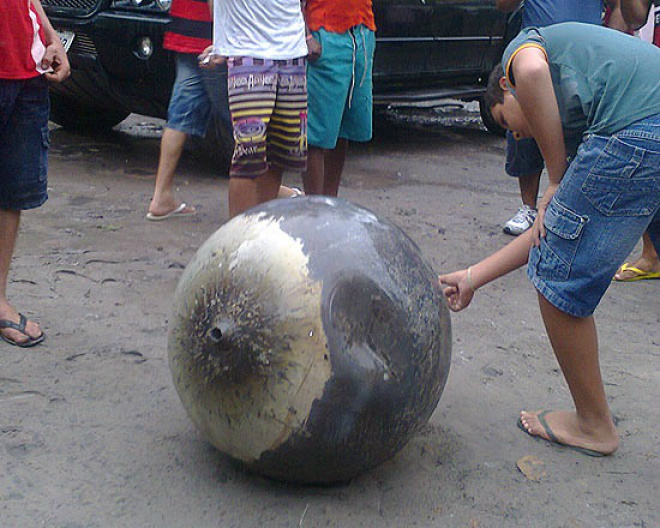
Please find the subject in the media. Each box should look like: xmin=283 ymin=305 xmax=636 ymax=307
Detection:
xmin=0 ymin=0 xmax=70 ymax=347
xmin=302 ymin=1 xmax=376 ymax=196
xmin=146 ymin=0 xmax=228 ymax=220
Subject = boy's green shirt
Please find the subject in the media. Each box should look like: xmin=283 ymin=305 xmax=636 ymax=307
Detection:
xmin=503 ymin=22 xmax=660 ymax=143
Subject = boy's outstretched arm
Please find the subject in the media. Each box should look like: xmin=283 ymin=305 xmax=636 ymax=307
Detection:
xmin=439 ymin=230 xmax=533 ymax=311
xmin=511 ymin=47 xmax=567 ymax=245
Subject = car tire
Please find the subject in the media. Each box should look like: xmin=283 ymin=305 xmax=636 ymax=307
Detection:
xmin=49 ymin=93 xmax=130 ymax=133
xmin=479 ymin=97 xmax=506 ymax=137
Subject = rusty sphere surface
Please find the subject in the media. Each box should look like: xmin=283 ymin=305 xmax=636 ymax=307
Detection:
xmin=168 ymin=197 xmax=452 ymax=484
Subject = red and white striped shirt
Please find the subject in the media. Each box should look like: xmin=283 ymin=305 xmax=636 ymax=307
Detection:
xmin=0 ymin=0 xmax=47 ymax=79
xmin=163 ymin=0 xmax=212 ymax=55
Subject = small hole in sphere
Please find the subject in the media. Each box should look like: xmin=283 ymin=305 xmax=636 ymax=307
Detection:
xmin=209 ymin=327 xmax=223 ymax=342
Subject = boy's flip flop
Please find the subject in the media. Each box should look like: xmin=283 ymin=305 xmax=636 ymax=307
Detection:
xmin=0 ymin=313 xmax=45 ymax=348
xmin=145 ymin=203 xmax=196 ymax=221
xmin=613 ymin=262 xmax=660 ymax=282
xmin=516 ymin=410 xmax=607 ymax=457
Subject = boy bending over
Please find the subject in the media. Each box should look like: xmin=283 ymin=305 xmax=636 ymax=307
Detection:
xmin=440 ymin=22 xmax=660 ymax=456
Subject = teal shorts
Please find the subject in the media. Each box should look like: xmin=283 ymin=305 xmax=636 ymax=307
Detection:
xmin=307 ymin=25 xmax=375 ymax=149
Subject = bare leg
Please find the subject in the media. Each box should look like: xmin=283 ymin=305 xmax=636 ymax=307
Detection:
xmin=641 ymin=231 xmax=659 ymax=261
xmin=614 ymin=231 xmax=660 ymax=280
xmin=519 ymin=294 xmax=619 ymax=455
xmin=303 ymin=140 xmax=349 ymax=197
xmin=322 ymin=138 xmax=348 ymax=197
xmin=0 ymin=209 xmax=42 ymax=344
xmin=518 ymin=169 xmax=541 ymax=208
xmin=228 ymin=166 xmax=283 ymax=218
xmin=148 ymin=127 xmax=195 ymax=217
xmin=303 ymin=146 xmax=325 ymax=195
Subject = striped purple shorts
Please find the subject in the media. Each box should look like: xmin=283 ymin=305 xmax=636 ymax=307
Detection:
xmin=227 ymin=56 xmax=307 ymax=178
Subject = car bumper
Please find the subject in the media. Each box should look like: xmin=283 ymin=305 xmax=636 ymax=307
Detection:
xmin=373 ymin=84 xmax=485 ymax=107
xmin=48 ymin=11 xmax=173 ymax=117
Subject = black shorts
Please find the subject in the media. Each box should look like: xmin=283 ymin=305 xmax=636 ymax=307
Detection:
xmin=0 ymin=76 xmax=50 ymax=210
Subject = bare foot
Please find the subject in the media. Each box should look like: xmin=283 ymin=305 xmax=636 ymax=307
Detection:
xmin=614 ymin=255 xmax=660 ymax=281
xmin=277 ymin=186 xmax=304 ymax=199
xmin=0 ymin=305 xmax=44 ymax=346
xmin=519 ymin=410 xmax=619 ymax=456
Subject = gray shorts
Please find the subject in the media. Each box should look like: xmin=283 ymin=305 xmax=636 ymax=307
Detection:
xmin=505 ymin=131 xmax=544 ymax=178
xmin=167 ymin=53 xmax=231 ymax=138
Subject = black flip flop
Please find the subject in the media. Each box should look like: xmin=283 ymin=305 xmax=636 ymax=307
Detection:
xmin=0 ymin=313 xmax=45 ymax=348
xmin=517 ymin=410 xmax=606 ymax=457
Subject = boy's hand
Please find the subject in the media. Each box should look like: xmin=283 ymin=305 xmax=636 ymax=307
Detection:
xmin=531 ymin=182 xmax=559 ymax=247
xmin=438 ymin=270 xmax=474 ymax=312
xmin=198 ymin=46 xmax=226 ymax=68
xmin=43 ymin=41 xmax=70 ymax=83
xmin=306 ymin=36 xmax=322 ymax=62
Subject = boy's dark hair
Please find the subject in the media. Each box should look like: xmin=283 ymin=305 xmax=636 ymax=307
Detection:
xmin=484 ymin=63 xmax=505 ymax=110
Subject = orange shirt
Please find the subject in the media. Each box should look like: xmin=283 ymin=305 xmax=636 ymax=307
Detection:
xmin=306 ymin=0 xmax=376 ymax=33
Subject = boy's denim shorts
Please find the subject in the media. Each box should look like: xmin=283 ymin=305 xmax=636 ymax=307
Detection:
xmin=307 ymin=25 xmax=375 ymax=149
xmin=0 ymin=76 xmax=50 ymax=211
xmin=167 ymin=53 xmax=231 ymax=138
xmin=505 ymin=131 xmax=544 ymax=177
xmin=528 ymin=114 xmax=660 ymax=317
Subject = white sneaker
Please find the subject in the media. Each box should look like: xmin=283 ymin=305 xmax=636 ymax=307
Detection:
xmin=503 ymin=205 xmax=537 ymax=236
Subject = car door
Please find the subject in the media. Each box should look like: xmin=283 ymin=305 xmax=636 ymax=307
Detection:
xmin=373 ymin=0 xmax=506 ymax=89
xmin=430 ymin=0 xmax=506 ymax=77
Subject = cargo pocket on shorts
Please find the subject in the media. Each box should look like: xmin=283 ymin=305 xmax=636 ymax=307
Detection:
xmin=39 ymin=125 xmax=50 ymax=182
xmin=532 ymin=201 xmax=587 ymax=282
xmin=582 ymin=135 xmax=659 ymax=217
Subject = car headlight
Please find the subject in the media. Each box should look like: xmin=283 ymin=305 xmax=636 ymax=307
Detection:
xmin=134 ymin=36 xmax=155 ymax=59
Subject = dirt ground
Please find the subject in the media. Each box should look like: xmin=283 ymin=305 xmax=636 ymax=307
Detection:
xmin=1 ymin=109 xmax=658 ymax=528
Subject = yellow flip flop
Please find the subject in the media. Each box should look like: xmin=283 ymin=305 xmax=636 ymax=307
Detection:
xmin=613 ymin=262 xmax=660 ymax=282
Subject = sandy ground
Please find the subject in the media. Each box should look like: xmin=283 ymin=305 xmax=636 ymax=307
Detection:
xmin=1 ymin=110 xmax=659 ymax=528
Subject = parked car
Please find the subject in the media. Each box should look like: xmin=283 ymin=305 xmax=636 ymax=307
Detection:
xmin=42 ymin=0 xmax=515 ymax=164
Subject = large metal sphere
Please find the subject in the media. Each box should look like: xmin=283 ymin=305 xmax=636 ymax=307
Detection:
xmin=168 ymin=197 xmax=451 ymax=484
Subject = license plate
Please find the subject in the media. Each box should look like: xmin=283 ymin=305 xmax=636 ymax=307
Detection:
xmin=55 ymin=30 xmax=75 ymax=53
